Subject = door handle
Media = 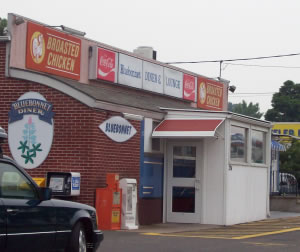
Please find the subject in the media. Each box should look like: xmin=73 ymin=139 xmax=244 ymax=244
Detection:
xmin=6 ymin=208 xmax=20 ymax=214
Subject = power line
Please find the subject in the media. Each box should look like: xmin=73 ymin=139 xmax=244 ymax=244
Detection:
xmin=230 ymin=92 xmax=275 ymax=95
xmin=164 ymin=52 xmax=300 ymax=65
xmin=224 ymin=63 xmax=300 ymax=69
xmin=164 ymin=52 xmax=300 ymax=78
xmin=229 ymin=95 xmax=274 ymax=97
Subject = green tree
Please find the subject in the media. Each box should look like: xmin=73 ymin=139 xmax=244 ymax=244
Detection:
xmin=265 ymin=80 xmax=300 ymax=122
xmin=280 ymin=140 xmax=300 ymax=182
xmin=0 ymin=18 xmax=7 ymax=36
xmin=228 ymin=100 xmax=263 ymax=119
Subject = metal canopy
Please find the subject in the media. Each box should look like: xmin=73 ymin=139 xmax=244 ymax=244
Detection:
xmin=152 ymin=118 xmax=225 ymax=138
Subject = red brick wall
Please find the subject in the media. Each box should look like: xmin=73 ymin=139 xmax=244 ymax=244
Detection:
xmin=0 ymin=42 xmax=140 ymax=207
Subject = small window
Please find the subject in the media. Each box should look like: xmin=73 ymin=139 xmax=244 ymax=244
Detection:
xmin=0 ymin=163 xmax=37 ymax=199
xmin=251 ymin=130 xmax=265 ymax=164
xmin=230 ymin=126 xmax=247 ymax=162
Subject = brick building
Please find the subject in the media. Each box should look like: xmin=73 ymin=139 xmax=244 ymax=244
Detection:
xmin=0 ymin=13 xmax=272 ymax=226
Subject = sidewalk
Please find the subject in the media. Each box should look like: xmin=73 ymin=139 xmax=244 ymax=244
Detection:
xmin=269 ymin=211 xmax=300 ymax=219
xmin=122 ymin=211 xmax=300 ymax=234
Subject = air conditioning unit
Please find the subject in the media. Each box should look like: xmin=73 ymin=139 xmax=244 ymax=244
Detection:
xmin=133 ymin=46 xmax=157 ymax=60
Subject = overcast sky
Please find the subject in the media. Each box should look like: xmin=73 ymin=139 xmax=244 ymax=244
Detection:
xmin=1 ymin=0 xmax=300 ymax=117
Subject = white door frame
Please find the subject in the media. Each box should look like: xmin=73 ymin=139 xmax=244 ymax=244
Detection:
xmin=165 ymin=140 xmax=203 ymax=223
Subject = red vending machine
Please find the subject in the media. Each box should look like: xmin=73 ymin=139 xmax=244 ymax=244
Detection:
xmin=96 ymin=173 xmax=122 ymax=230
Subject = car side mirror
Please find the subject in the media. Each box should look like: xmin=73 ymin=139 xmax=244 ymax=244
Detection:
xmin=39 ymin=187 xmax=52 ymax=201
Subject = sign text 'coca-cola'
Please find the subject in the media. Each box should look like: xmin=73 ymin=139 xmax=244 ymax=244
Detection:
xmin=89 ymin=46 xmax=118 ymax=83
xmin=183 ymin=74 xmax=197 ymax=102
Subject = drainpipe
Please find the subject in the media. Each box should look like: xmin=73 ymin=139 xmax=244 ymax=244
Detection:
xmin=223 ymin=118 xmax=230 ymax=225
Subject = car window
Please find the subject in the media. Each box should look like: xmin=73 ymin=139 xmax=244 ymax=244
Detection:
xmin=0 ymin=162 xmax=37 ymax=199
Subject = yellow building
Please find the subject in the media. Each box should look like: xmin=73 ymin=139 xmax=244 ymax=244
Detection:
xmin=272 ymin=122 xmax=300 ymax=142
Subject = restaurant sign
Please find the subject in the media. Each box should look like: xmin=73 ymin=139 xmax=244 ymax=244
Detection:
xmin=8 ymin=92 xmax=54 ymax=169
xmin=26 ymin=22 xmax=81 ymax=80
xmin=197 ymin=77 xmax=224 ymax=111
xmin=143 ymin=61 xmax=163 ymax=94
xmin=99 ymin=116 xmax=137 ymax=143
xmin=118 ymin=54 xmax=143 ymax=89
xmin=164 ymin=68 xmax=183 ymax=98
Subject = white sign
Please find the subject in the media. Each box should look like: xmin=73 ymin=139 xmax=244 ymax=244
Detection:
xmin=99 ymin=116 xmax=137 ymax=143
xmin=143 ymin=61 xmax=163 ymax=94
xmin=118 ymin=54 xmax=143 ymax=89
xmin=164 ymin=67 xmax=183 ymax=98
xmin=8 ymin=92 xmax=54 ymax=169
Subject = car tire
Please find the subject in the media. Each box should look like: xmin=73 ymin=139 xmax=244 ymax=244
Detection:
xmin=67 ymin=222 xmax=87 ymax=252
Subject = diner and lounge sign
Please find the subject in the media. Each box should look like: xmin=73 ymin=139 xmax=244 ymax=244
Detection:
xmin=89 ymin=47 xmax=224 ymax=106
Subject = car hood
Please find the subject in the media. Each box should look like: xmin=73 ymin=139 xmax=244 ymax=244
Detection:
xmin=50 ymin=198 xmax=96 ymax=212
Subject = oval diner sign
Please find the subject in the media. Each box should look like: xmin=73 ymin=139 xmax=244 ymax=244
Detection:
xmin=99 ymin=116 xmax=136 ymax=143
xmin=8 ymin=92 xmax=54 ymax=169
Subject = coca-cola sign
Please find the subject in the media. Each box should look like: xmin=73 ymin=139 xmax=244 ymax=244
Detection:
xmin=183 ymin=74 xmax=197 ymax=101
xmin=97 ymin=48 xmax=118 ymax=82
xmin=89 ymin=46 xmax=118 ymax=82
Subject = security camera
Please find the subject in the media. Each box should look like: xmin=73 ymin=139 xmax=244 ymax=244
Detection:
xmin=229 ymin=85 xmax=236 ymax=93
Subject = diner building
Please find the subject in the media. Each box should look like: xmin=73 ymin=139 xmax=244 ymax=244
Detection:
xmin=0 ymin=13 xmax=272 ymax=225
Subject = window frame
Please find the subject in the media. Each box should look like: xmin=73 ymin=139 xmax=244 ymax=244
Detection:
xmin=230 ymin=125 xmax=248 ymax=163
xmin=229 ymin=122 xmax=269 ymax=167
xmin=251 ymin=129 xmax=266 ymax=165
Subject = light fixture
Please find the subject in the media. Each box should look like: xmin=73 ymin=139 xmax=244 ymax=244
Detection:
xmin=122 ymin=113 xmax=144 ymax=121
xmin=0 ymin=35 xmax=11 ymax=41
xmin=15 ymin=17 xmax=25 ymax=25
xmin=0 ymin=126 xmax=7 ymax=139
xmin=229 ymin=85 xmax=236 ymax=93
xmin=61 ymin=25 xmax=86 ymax=36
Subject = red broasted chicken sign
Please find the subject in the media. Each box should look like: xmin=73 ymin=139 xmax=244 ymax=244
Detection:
xmin=26 ymin=22 xmax=81 ymax=80
xmin=197 ymin=77 xmax=224 ymax=111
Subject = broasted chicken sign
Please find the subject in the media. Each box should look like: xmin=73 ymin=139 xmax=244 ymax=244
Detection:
xmin=197 ymin=77 xmax=224 ymax=111
xmin=26 ymin=22 xmax=81 ymax=80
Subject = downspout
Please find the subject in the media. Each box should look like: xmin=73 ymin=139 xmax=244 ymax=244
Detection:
xmin=266 ymin=129 xmax=272 ymax=217
xmin=222 ymin=117 xmax=230 ymax=225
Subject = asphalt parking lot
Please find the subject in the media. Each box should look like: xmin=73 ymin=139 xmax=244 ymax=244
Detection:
xmin=99 ymin=214 xmax=300 ymax=252
xmin=142 ymin=216 xmax=300 ymax=240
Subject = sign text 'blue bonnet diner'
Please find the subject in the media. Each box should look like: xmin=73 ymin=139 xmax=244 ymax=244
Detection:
xmin=9 ymin=99 xmax=55 ymax=125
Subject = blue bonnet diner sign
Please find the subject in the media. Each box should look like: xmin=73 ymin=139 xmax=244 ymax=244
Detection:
xmin=99 ymin=116 xmax=137 ymax=142
xmin=9 ymin=99 xmax=54 ymax=125
xmin=8 ymin=92 xmax=54 ymax=169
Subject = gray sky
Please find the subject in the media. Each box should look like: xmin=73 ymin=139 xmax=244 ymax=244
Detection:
xmin=2 ymin=0 xmax=300 ymax=116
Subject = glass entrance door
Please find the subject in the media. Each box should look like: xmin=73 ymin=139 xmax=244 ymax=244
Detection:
xmin=166 ymin=142 xmax=201 ymax=223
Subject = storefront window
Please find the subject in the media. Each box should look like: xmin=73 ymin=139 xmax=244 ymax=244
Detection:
xmin=230 ymin=126 xmax=247 ymax=162
xmin=251 ymin=130 xmax=265 ymax=164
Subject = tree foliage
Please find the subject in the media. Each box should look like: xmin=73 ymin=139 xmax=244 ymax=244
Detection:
xmin=0 ymin=18 xmax=7 ymax=36
xmin=280 ymin=140 xmax=300 ymax=175
xmin=228 ymin=100 xmax=263 ymax=119
xmin=265 ymin=80 xmax=300 ymax=122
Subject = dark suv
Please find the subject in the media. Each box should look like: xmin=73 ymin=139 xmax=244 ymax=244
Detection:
xmin=0 ymin=126 xmax=103 ymax=252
